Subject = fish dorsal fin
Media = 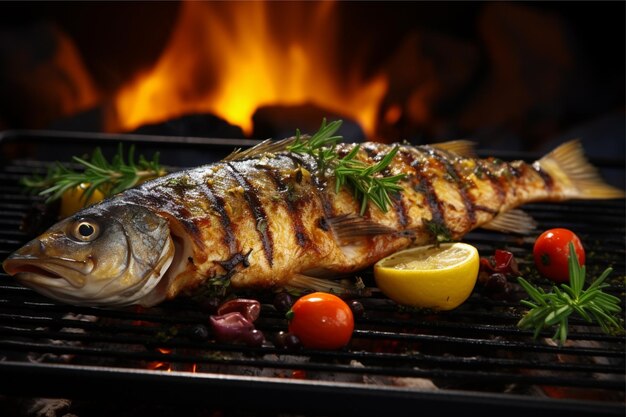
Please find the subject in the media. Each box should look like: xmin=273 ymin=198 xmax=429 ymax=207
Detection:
xmin=224 ymin=136 xmax=301 ymax=161
xmin=480 ymin=209 xmax=537 ymax=234
xmin=326 ymin=214 xmax=396 ymax=243
xmin=432 ymin=140 xmax=477 ymax=157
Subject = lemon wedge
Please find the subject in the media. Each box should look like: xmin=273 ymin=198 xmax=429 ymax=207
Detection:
xmin=374 ymin=242 xmax=479 ymax=310
xmin=60 ymin=183 xmax=105 ymax=218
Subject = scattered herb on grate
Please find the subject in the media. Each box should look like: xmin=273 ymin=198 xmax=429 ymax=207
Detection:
xmin=288 ymin=119 xmax=405 ymax=215
xmin=21 ymin=144 xmax=166 ymax=203
xmin=517 ymin=242 xmax=624 ymax=345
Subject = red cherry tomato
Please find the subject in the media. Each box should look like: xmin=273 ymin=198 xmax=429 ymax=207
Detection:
xmin=287 ymin=292 xmax=354 ymax=350
xmin=533 ymin=228 xmax=586 ymax=283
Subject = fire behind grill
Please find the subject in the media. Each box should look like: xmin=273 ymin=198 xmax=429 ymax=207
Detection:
xmin=0 ymin=130 xmax=624 ymax=416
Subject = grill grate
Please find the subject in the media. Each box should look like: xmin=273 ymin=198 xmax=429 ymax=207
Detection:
xmin=0 ymin=131 xmax=624 ymax=416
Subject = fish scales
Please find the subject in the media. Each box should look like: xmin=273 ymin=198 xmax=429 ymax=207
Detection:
xmin=3 ymin=139 xmax=623 ymax=307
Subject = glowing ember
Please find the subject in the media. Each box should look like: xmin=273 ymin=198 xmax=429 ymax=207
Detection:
xmin=148 ymin=347 xmax=173 ymax=371
xmin=108 ymin=1 xmax=388 ymax=137
xmin=146 ymin=347 xmax=198 ymax=373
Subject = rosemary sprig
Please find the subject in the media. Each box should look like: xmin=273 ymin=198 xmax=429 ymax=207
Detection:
xmin=288 ymin=119 xmax=405 ymax=215
xmin=335 ymin=145 xmax=405 ymax=215
xmin=517 ymin=242 xmax=624 ymax=345
xmin=288 ymin=118 xmax=343 ymax=175
xmin=21 ymin=144 xmax=166 ymax=203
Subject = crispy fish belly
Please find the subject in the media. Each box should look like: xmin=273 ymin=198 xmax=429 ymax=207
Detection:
xmin=123 ymin=140 xmax=623 ymax=301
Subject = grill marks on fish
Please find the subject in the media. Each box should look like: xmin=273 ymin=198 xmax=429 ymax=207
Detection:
xmin=413 ymin=167 xmax=446 ymax=234
xmin=428 ymin=147 xmax=477 ymax=227
xmin=284 ymin=153 xmax=334 ymax=219
xmin=396 ymin=147 xmax=446 ymax=233
xmin=360 ymin=142 xmax=508 ymax=239
xmin=197 ymin=180 xmax=237 ymax=255
xmin=143 ymin=153 xmax=332 ymax=276
xmin=225 ymin=163 xmax=274 ymax=267
xmin=142 ymin=142 xmax=539 ymax=271
xmin=134 ymin=141 xmax=599 ymax=287
xmin=265 ymin=155 xmax=309 ymax=248
xmin=390 ymin=194 xmax=409 ymax=228
xmin=476 ymin=159 xmax=507 ymax=205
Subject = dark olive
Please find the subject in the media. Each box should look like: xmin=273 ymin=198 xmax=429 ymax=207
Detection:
xmin=348 ymin=300 xmax=365 ymax=318
xmin=275 ymin=331 xmax=302 ymax=351
xmin=273 ymin=292 xmax=294 ymax=313
xmin=246 ymin=329 xmax=265 ymax=347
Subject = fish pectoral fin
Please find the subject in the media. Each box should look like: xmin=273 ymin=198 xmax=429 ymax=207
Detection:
xmin=327 ymin=215 xmax=397 ymax=243
xmin=432 ymin=140 xmax=477 ymax=157
xmin=480 ymin=209 xmax=537 ymax=234
xmin=285 ymin=273 xmax=364 ymax=296
xmin=224 ymin=136 xmax=299 ymax=161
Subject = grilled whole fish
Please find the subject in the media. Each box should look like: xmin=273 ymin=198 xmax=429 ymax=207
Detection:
xmin=2 ymin=138 xmax=623 ymax=307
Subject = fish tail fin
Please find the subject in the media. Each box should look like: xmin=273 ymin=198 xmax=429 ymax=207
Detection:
xmin=537 ymin=140 xmax=624 ymax=199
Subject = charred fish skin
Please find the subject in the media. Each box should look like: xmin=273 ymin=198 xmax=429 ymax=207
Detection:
xmin=120 ymin=152 xmax=342 ymax=300
xmin=2 ymin=138 xmax=623 ymax=307
xmin=121 ymin=139 xmax=622 ymax=301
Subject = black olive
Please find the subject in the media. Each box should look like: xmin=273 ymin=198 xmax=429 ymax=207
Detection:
xmin=246 ymin=329 xmax=265 ymax=347
xmin=273 ymin=292 xmax=294 ymax=313
xmin=348 ymin=300 xmax=365 ymax=318
xmin=275 ymin=331 xmax=302 ymax=351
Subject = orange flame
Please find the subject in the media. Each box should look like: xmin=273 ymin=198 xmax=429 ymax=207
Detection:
xmin=109 ymin=1 xmax=388 ymax=138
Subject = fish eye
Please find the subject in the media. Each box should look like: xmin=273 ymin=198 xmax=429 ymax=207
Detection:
xmin=72 ymin=221 xmax=100 ymax=242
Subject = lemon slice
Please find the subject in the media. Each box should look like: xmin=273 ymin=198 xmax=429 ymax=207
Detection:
xmin=374 ymin=242 xmax=479 ymax=311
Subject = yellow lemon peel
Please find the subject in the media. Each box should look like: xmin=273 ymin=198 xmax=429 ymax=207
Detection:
xmin=374 ymin=242 xmax=479 ymax=311
xmin=60 ymin=183 xmax=105 ymax=218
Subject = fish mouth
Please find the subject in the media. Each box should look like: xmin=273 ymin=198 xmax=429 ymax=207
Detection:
xmin=5 ymin=262 xmax=63 ymax=279
xmin=3 ymin=256 xmax=88 ymax=288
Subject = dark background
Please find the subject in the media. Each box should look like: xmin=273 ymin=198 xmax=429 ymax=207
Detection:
xmin=0 ymin=1 xmax=623 ymax=160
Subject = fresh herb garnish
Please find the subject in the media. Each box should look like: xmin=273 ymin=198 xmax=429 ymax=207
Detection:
xmin=517 ymin=242 xmax=624 ymax=345
xmin=289 ymin=118 xmax=344 ymax=175
xmin=288 ymin=119 xmax=405 ymax=215
xmin=21 ymin=144 xmax=166 ymax=203
xmin=335 ymin=145 xmax=405 ymax=216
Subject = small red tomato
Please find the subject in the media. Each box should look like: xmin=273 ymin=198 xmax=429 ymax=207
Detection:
xmin=287 ymin=292 xmax=354 ymax=350
xmin=533 ymin=228 xmax=586 ymax=283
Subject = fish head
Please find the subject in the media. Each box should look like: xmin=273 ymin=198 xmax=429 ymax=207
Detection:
xmin=2 ymin=202 xmax=174 ymax=307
